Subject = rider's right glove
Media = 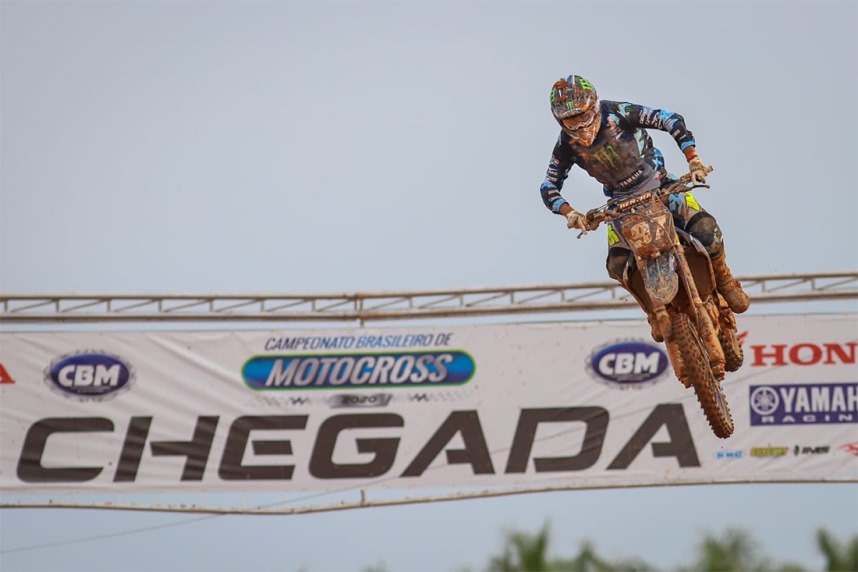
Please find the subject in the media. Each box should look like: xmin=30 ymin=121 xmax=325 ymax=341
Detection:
xmin=684 ymin=147 xmax=709 ymax=185
xmin=565 ymin=208 xmax=588 ymax=231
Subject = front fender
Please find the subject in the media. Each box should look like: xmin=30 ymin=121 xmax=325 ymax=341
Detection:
xmin=641 ymin=254 xmax=679 ymax=305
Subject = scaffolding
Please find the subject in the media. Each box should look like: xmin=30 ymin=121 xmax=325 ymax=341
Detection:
xmin=2 ymin=271 xmax=856 ymax=324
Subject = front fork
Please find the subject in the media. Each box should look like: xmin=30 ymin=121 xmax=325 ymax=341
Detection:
xmin=644 ymin=242 xmax=726 ymax=381
xmin=672 ymin=241 xmax=726 ymax=380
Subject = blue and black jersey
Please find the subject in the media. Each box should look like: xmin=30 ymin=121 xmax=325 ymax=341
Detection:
xmin=540 ymin=101 xmax=697 ymax=213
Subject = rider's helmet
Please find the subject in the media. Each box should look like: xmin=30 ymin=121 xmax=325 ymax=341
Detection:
xmin=550 ymin=75 xmax=602 ymax=147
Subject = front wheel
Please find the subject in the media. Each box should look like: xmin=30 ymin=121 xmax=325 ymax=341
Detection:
xmin=672 ymin=311 xmax=734 ymax=438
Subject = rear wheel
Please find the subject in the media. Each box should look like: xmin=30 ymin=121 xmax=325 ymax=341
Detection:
xmin=717 ymin=300 xmax=744 ymax=372
xmin=672 ymin=311 xmax=734 ymax=438
xmin=719 ymin=326 xmax=744 ymax=372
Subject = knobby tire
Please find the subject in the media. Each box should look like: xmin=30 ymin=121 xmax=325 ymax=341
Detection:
xmin=716 ymin=302 xmax=744 ymax=373
xmin=672 ymin=311 xmax=735 ymax=438
xmin=719 ymin=326 xmax=744 ymax=373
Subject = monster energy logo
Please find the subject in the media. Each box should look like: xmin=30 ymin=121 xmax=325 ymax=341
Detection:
xmin=593 ymin=144 xmax=621 ymax=169
xmin=579 ymin=78 xmax=594 ymax=91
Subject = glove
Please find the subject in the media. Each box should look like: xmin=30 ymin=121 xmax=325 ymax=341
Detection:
xmin=565 ymin=208 xmax=587 ymax=231
xmin=688 ymin=156 xmax=708 ymax=185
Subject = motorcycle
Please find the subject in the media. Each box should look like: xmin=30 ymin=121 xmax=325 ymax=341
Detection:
xmin=578 ymin=166 xmax=742 ymax=438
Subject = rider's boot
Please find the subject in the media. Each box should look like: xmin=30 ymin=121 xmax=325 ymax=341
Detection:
xmin=711 ymin=249 xmax=750 ymax=313
xmin=647 ymin=312 xmax=664 ymax=342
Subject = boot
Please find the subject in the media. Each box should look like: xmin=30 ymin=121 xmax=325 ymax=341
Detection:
xmin=711 ymin=250 xmax=750 ymax=313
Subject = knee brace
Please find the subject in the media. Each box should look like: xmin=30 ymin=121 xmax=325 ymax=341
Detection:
xmin=686 ymin=212 xmax=724 ymax=257
xmin=606 ymin=247 xmax=631 ymax=281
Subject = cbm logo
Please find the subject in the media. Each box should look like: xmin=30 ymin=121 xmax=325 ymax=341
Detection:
xmin=44 ymin=351 xmax=135 ymax=401
xmin=586 ymin=339 xmax=669 ymax=389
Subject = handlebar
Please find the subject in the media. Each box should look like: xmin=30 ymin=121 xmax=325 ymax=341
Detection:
xmin=661 ymin=164 xmax=714 ymax=195
xmin=576 ymin=165 xmax=714 ymax=238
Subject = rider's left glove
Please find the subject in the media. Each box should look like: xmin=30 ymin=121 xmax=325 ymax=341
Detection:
xmin=565 ymin=208 xmax=587 ymax=231
xmin=684 ymin=148 xmax=709 ymax=185
xmin=688 ymin=157 xmax=708 ymax=185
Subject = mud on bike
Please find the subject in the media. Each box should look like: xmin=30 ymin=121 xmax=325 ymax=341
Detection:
xmin=577 ymin=166 xmax=743 ymax=438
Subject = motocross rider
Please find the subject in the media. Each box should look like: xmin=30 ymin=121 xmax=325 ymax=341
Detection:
xmin=541 ymin=75 xmax=749 ymax=337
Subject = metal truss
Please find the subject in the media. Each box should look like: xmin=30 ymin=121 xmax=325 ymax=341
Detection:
xmin=1 ymin=271 xmax=856 ymax=324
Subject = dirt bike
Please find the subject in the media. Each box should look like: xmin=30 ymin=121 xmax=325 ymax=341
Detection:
xmin=578 ymin=166 xmax=742 ymax=438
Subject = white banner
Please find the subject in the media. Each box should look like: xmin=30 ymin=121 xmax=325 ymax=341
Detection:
xmin=1 ymin=314 xmax=856 ymax=494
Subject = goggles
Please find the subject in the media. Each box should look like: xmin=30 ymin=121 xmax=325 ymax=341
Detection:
xmin=561 ymin=102 xmax=600 ymax=132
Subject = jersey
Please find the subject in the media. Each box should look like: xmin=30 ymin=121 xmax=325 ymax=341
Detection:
xmin=540 ymin=100 xmax=697 ymax=214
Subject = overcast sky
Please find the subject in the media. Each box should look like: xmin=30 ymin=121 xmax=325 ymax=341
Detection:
xmin=1 ymin=1 xmax=857 ymax=571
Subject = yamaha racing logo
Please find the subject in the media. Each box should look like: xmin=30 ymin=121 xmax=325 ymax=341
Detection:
xmin=749 ymin=383 xmax=858 ymax=425
xmin=242 ymin=350 xmax=475 ymax=390
xmin=586 ymin=339 xmax=669 ymax=389
xmin=44 ymin=351 xmax=135 ymax=401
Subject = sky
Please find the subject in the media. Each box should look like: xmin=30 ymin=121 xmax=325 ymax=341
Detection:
xmin=1 ymin=0 xmax=857 ymax=571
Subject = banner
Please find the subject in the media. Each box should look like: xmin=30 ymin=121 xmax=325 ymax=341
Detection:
xmin=1 ymin=314 xmax=856 ymax=494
